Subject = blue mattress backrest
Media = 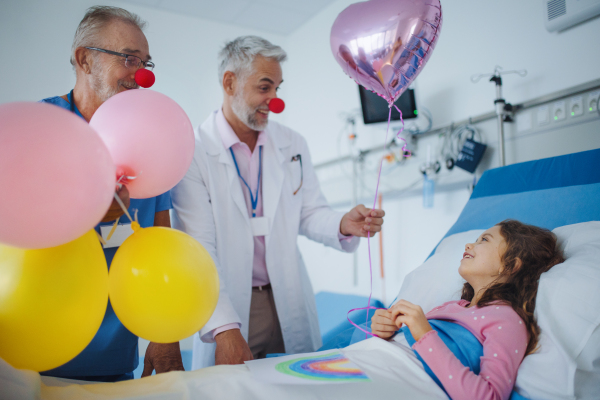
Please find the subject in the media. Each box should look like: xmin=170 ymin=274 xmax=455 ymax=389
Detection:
xmin=429 ymin=148 xmax=600 ymax=257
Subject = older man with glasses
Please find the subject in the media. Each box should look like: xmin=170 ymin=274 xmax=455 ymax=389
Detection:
xmin=39 ymin=6 xmax=183 ymax=382
xmin=171 ymin=36 xmax=385 ymax=370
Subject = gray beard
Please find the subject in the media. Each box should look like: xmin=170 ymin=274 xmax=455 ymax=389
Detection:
xmin=231 ymin=91 xmax=268 ymax=131
xmin=90 ymin=70 xmax=120 ymax=103
xmin=90 ymin=61 xmax=138 ymax=103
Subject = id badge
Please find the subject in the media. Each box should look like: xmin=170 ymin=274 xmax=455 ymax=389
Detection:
xmin=250 ymin=217 xmax=270 ymax=236
xmin=100 ymin=223 xmax=134 ymax=248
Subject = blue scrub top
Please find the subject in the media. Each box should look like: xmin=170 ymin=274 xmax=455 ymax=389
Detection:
xmin=39 ymin=94 xmax=172 ymax=377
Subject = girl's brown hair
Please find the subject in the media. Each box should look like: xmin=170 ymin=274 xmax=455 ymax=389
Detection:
xmin=460 ymin=220 xmax=565 ymax=355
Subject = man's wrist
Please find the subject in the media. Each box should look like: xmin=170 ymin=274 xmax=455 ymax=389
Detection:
xmin=339 ymin=213 xmax=349 ymax=236
xmin=212 ymin=323 xmax=241 ymax=340
xmin=215 ymin=328 xmax=241 ymax=342
xmin=338 ymin=230 xmax=353 ymax=240
xmin=150 ymin=341 xmax=180 ymax=349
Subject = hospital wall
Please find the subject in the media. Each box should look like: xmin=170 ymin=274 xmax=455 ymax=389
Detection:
xmin=280 ymin=0 xmax=600 ymax=304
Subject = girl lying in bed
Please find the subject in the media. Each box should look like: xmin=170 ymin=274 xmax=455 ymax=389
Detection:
xmin=370 ymin=220 xmax=564 ymax=400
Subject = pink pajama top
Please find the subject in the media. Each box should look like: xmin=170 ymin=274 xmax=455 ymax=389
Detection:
xmin=410 ymin=300 xmax=527 ymax=400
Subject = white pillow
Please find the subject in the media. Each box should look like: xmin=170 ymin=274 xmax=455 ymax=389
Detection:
xmin=395 ymin=222 xmax=600 ymax=400
xmin=533 ymin=222 xmax=600 ymax=400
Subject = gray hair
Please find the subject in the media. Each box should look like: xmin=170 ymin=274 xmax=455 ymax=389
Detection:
xmin=218 ymin=36 xmax=287 ymax=85
xmin=71 ymin=6 xmax=146 ymax=67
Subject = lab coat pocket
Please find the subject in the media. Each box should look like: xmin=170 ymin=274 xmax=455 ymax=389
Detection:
xmin=287 ymin=158 xmax=303 ymax=197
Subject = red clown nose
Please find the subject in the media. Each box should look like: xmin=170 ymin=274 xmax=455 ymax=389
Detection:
xmin=135 ymin=69 xmax=155 ymax=88
xmin=268 ymin=98 xmax=285 ymax=113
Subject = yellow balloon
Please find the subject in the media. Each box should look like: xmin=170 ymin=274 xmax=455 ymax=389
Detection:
xmin=108 ymin=223 xmax=219 ymax=343
xmin=0 ymin=230 xmax=108 ymax=371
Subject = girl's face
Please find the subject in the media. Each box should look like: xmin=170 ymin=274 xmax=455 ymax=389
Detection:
xmin=458 ymin=225 xmax=508 ymax=289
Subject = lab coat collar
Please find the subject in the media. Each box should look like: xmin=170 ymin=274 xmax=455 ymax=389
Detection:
xmin=199 ymin=110 xmax=291 ymax=227
xmin=215 ymin=108 xmax=268 ymax=153
xmin=200 ymin=110 xmax=291 ymax=158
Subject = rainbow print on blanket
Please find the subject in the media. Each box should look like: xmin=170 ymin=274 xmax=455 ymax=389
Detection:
xmin=275 ymin=352 xmax=370 ymax=382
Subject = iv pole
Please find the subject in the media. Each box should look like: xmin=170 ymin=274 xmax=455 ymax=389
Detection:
xmin=471 ymin=66 xmax=527 ymax=167
xmin=492 ymin=74 xmax=507 ymax=167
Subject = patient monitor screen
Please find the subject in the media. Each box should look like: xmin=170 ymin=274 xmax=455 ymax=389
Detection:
xmin=359 ymin=86 xmax=417 ymax=125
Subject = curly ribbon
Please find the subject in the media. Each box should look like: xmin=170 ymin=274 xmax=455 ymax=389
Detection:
xmin=99 ymin=187 xmax=139 ymax=243
xmin=105 ymin=216 xmax=121 ymax=241
xmin=347 ymin=102 xmax=410 ymax=338
xmin=112 ymin=191 xmax=134 ymax=224
xmin=96 ymin=231 xmax=107 ymax=246
xmin=97 ymin=174 xmax=139 ymax=244
xmin=111 ymin=193 xmax=140 ymax=230
xmin=116 ymin=173 xmax=137 ymax=188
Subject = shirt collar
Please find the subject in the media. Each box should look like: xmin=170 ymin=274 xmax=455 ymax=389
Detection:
xmin=67 ymin=90 xmax=84 ymax=120
xmin=216 ymin=108 xmax=267 ymax=150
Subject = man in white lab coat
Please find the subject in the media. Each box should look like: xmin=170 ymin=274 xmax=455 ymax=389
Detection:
xmin=171 ymin=36 xmax=385 ymax=369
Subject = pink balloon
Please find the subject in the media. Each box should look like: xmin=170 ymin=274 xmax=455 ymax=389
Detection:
xmin=331 ymin=0 xmax=443 ymax=104
xmin=0 ymin=102 xmax=116 ymax=249
xmin=89 ymin=90 xmax=194 ymax=199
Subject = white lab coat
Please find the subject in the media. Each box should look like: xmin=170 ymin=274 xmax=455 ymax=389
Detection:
xmin=171 ymin=111 xmax=359 ymax=369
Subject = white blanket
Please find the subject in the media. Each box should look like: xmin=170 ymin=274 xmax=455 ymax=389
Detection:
xmin=2 ymin=338 xmax=447 ymax=400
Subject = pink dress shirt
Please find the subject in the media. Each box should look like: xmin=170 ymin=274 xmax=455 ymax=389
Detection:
xmin=410 ymin=300 xmax=528 ymax=400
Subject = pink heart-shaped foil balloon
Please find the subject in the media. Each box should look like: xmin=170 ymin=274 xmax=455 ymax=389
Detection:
xmin=331 ymin=0 xmax=442 ymax=104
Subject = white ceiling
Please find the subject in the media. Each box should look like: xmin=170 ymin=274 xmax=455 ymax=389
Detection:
xmin=120 ymin=0 xmax=338 ymax=35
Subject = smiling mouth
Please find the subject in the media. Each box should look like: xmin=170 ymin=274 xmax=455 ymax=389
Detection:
xmin=463 ymin=252 xmax=473 ymax=259
xmin=257 ymin=109 xmax=269 ymax=116
xmin=121 ymin=83 xmax=138 ymax=90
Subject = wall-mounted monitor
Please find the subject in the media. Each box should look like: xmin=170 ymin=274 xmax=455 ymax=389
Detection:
xmin=358 ymin=86 xmax=417 ymax=125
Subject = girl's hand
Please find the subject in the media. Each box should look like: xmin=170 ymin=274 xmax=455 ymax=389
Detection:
xmin=370 ymin=309 xmax=398 ymax=340
xmin=388 ymin=300 xmax=433 ymax=341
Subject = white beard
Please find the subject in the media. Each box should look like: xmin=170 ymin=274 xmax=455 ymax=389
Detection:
xmin=231 ymin=89 xmax=268 ymax=131
xmin=90 ymin=65 xmax=120 ymax=103
xmin=90 ymin=59 xmax=138 ymax=102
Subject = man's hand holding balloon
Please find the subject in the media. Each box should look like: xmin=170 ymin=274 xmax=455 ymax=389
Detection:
xmin=340 ymin=204 xmax=385 ymax=237
xmin=101 ymin=185 xmax=130 ymax=223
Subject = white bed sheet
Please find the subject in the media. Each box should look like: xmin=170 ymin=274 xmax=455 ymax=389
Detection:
xmin=1 ymin=338 xmax=447 ymax=400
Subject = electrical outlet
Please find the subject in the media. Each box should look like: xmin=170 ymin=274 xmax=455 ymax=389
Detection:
xmin=537 ymin=105 xmax=550 ymax=125
xmin=569 ymin=96 xmax=583 ymax=117
xmin=516 ymin=111 xmax=533 ymax=133
xmin=588 ymin=91 xmax=600 ymax=113
xmin=552 ymin=100 xmax=566 ymax=121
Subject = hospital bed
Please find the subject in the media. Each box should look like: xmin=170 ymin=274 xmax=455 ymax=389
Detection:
xmin=2 ymin=148 xmax=599 ymax=400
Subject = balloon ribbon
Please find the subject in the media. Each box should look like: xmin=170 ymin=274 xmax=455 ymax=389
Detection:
xmin=99 ymin=187 xmax=140 ymax=244
xmin=347 ymin=103 xmax=411 ymax=338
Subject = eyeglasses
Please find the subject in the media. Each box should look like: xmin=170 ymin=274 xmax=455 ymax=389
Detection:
xmin=85 ymin=47 xmax=155 ymax=71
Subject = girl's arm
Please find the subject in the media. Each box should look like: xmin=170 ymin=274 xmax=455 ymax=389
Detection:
xmin=390 ymin=301 xmax=527 ymax=400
